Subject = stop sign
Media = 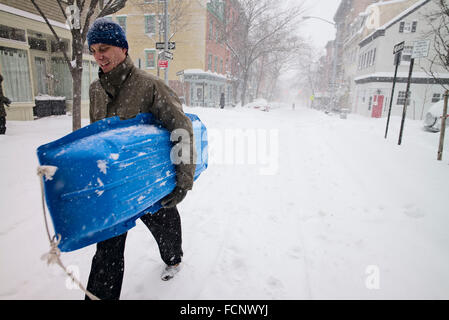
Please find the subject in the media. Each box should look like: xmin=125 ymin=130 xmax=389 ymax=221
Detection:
xmin=158 ymin=60 xmax=168 ymax=68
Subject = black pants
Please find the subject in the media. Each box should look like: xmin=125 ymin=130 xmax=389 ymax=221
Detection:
xmin=0 ymin=116 xmax=5 ymax=134
xmin=85 ymin=206 xmax=183 ymax=300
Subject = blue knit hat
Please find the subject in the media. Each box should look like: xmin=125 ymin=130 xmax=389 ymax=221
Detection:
xmin=87 ymin=18 xmax=128 ymax=50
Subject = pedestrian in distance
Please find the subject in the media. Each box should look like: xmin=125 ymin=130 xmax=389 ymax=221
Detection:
xmin=85 ymin=18 xmax=196 ymax=300
xmin=220 ymin=92 xmax=225 ymax=109
xmin=0 ymin=74 xmax=12 ymax=135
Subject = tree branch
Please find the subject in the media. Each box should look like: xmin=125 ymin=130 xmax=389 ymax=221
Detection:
xmin=30 ymin=0 xmax=74 ymax=73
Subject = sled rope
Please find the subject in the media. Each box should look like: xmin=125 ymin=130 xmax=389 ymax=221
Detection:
xmin=37 ymin=166 xmax=100 ymax=300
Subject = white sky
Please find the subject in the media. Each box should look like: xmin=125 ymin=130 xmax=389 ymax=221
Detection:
xmin=300 ymin=0 xmax=341 ymax=50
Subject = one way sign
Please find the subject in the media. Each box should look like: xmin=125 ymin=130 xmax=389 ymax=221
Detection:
xmin=156 ymin=42 xmax=176 ymax=50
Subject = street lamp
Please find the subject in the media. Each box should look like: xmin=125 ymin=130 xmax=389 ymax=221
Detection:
xmin=302 ymin=16 xmax=338 ymax=112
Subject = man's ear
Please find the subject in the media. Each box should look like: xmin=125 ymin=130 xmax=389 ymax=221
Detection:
xmin=122 ymin=48 xmax=128 ymax=56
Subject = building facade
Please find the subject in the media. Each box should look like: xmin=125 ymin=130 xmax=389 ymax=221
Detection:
xmin=108 ymin=0 xmax=240 ymax=108
xmin=0 ymin=0 xmax=97 ymax=121
xmin=353 ymin=0 xmax=449 ymax=119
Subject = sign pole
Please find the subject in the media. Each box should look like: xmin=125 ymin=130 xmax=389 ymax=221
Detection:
xmin=437 ymin=90 xmax=449 ymax=161
xmin=385 ymin=52 xmax=401 ymax=139
xmin=398 ymin=57 xmax=414 ymax=145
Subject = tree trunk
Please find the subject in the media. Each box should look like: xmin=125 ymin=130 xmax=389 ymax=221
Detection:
xmin=72 ymin=29 xmax=83 ymax=131
xmin=71 ymin=32 xmax=83 ymax=131
xmin=240 ymin=72 xmax=249 ymax=106
xmin=72 ymin=67 xmax=82 ymax=131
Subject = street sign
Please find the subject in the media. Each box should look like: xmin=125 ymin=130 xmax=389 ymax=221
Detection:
xmin=393 ymin=41 xmax=405 ymax=54
xmin=163 ymin=51 xmax=173 ymax=60
xmin=156 ymin=42 xmax=176 ymax=50
xmin=412 ymin=39 xmax=431 ymax=59
xmin=158 ymin=60 xmax=168 ymax=68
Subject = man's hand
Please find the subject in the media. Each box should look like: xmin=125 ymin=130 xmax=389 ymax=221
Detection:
xmin=161 ymin=186 xmax=188 ymax=208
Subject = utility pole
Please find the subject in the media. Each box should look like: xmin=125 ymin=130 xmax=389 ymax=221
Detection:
xmin=164 ymin=0 xmax=169 ymax=86
xmin=437 ymin=90 xmax=448 ymax=161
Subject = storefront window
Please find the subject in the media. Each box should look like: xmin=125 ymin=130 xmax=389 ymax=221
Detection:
xmin=0 ymin=46 xmax=33 ymax=102
xmin=51 ymin=57 xmax=72 ymax=98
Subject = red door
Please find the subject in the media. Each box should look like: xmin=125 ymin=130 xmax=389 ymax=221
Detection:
xmin=371 ymin=95 xmax=384 ymax=118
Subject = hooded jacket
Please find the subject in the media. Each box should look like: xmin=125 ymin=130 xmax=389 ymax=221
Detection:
xmin=89 ymin=56 xmax=196 ymax=190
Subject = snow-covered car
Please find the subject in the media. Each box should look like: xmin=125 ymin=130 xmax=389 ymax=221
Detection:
xmin=244 ymin=98 xmax=269 ymax=111
xmin=423 ymin=100 xmax=449 ymax=132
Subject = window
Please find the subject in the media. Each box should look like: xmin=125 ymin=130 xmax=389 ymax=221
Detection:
xmin=431 ymin=93 xmax=441 ymax=103
xmin=0 ymin=47 xmax=33 ymax=102
xmin=397 ymin=91 xmax=411 ymax=105
xmin=28 ymin=37 xmax=47 ymax=52
xmin=51 ymin=57 xmax=72 ymax=98
xmin=0 ymin=24 xmax=26 ymax=42
xmin=214 ymin=56 xmax=218 ymax=72
xmin=35 ymin=57 xmax=48 ymax=95
xmin=51 ymin=39 xmax=69 ymax=53
xmin=209 ymin=21 xmax=213 ymax=41
xmin=91 ymin=61 xmax=99 ymax=82
xmin=144 ymin=49 xmax=156 ymax=69
xmin=372 ymin=48 xmax=376 ymax=66
xmin=208 ymin=54 xmax=212 ymax=70
xmin=82 ymin=60 xmax=90 ymax=100
xmin=145 ymin=15 xmax=156 ymax=34
xmin=220 ymin=59 xmax=223 ymax=73
xmin=116 ymin=16 xmax=127 ymax=33
xmin=400 ymin=21 xmax=414 ymax=33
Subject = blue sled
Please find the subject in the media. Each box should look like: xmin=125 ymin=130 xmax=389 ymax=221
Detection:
xmin=37 ymin=113 xmax=208 ymax=252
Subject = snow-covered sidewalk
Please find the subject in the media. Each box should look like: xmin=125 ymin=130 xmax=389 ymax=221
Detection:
xmin=1 ymin=105 xmax=448 ymax=299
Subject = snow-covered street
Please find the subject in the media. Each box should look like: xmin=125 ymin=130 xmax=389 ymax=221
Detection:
xmin=1 ymin=105 xmax=449 ymax=299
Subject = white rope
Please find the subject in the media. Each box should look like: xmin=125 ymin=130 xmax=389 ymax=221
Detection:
xmin=37 ymin=166 xmax=100 ymax=300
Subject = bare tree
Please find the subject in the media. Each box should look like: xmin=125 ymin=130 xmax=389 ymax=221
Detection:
xmin=30 ymin=0 xmax=127 ymax=131
xmin=253 ymin=33 xmax=303 ymax=101
xmin=291 ymin=43 xmax=322 ymax=105
xmin=219 ymin=0 xmax=306 ymax=105
xmin=423 ymin=0 xmax=449 ymax=90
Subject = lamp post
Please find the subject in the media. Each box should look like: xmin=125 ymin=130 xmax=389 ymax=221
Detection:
xmin=302 ymin=16 xmax=338 ymax=112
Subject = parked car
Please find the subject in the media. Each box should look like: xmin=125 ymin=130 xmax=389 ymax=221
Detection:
xmin=423 ymin=100 xmax=449 ymax=132
xmin=244 ymin=98 xmax=270 ymax=111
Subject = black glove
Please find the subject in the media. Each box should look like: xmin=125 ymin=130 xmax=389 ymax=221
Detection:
xmin=160 ymin=186 xmax=188 ymax=208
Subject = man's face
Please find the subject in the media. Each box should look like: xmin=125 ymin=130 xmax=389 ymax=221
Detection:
xmin=90 ymin=43 xmax=127 ymax=73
